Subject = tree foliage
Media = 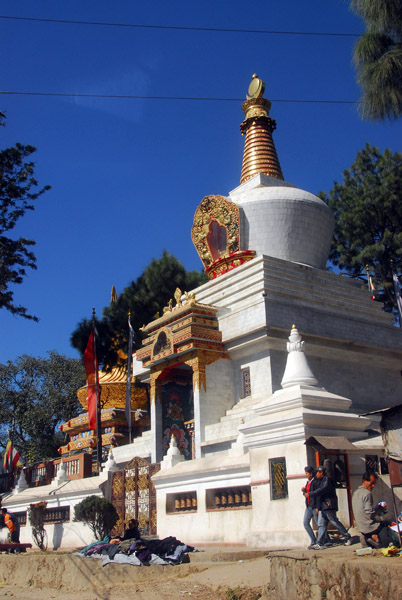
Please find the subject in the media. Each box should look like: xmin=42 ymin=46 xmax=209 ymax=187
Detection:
xmin=0 ymin=352 xmax=86 ymax=462
xmin=350 ymin=0 xmax=402 ymax=121
xmin=70 ymin=250 xmax=208 ymax=369
xmin=74 ymin=495 xmax=118 ymax=541
xmin=0 ymin=112 xmax=51 ymax=320
xmin=320 ymin=143 xmax=402 ymax=312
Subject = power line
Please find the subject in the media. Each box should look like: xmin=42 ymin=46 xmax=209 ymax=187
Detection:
xmin=0 ymin=90 xmax=359 ymax=104
xmin=0 ymin=14 xmax=360 ymax=37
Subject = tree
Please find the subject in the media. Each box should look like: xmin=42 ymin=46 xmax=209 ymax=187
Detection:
xmin=0 ymin=352 xmax=86 ymax=462
xmin=350 ymin=0 xmax=402 ymax=121
xmin=74 ymin=495 xmax=118 ymax=541
xmin=0 ymin=112 xmax=50 ymax=320
xmin=71 ymin=250 xmax=208 ymax=369
xmin=320 ymin=143 xmax=402 ymax=313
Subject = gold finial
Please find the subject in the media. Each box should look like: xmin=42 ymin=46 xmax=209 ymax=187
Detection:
xmin=111 ymin=285 xmax=117 ymax=304
xmin=292 ymin=323 xmax=297 ymax=329
xmin=240 ymin=74 xmax=283 ymax=183
xmin=246 ymin=73 xmax=265 ymax=100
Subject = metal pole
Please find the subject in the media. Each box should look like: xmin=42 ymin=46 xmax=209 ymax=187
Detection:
xmin=92 ymin=307 xmax=102 ymax=473
xmin=126 ymin=311 xmax=133 ymax=444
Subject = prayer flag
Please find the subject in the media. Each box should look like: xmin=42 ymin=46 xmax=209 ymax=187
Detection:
xmin=84 ymin=330 xmax=98 ymax=431
xmin=368 ymin=274 xmax=376 ymax=301
xmin=3 ymin=440 xmax=24 ymax=472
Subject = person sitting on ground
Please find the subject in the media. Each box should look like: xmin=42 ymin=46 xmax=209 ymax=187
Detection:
xmin=1 ymin=507 xmax=19 ymax=543
xmin=305 ymin=466 xmax=352 ymax=548
xmin=302 ymin=466 xmax=321 ymax=549
xmin=110 ymin=518 xmax=141 ymax=544
xmin=121 ymin=518 xmax=141 ymax=541
xmin=352 ymin=471 xmax=393 ymax=548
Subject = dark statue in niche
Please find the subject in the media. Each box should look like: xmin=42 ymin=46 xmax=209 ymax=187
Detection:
xmin=153 ymin=331 xmax=170 ymax=356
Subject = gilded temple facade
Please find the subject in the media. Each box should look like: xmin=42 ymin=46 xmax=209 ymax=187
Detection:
xmin=58 ymin=364 xmax=149 ymax=459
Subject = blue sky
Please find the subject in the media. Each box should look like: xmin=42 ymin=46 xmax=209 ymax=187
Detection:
xmin=0 ymin=1 xmax=401 ymax=364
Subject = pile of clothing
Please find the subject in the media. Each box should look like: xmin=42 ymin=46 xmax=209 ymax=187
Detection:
xmin=78 ymin=536 xmax=197 ymax=566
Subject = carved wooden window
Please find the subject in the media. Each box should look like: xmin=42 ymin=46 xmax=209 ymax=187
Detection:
xmin=365 ymin=454 xmax=389 ymax=475
xmin=13 ymin=511 xmax=27 ymax=527
xmin=240 ymin=367 xmax=251 ymax=399
xmin=43 ymin=506 xmax=70 ymax=524
xmin=269 ymin=457 xmax=288 ymax=500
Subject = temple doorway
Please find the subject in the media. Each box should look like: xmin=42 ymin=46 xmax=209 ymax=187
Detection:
xmin=111 ymin=456 xmax=160 ymax=537
xmin=155 ymin=365 xmax=194 ymax=462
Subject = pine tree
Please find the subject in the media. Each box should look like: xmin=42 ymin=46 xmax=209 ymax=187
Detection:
xmin=350 ymin=0 xmax=402 ymax=120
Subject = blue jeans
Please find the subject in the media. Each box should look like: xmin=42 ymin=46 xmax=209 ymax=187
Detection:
xmin=303 ymin=506 xmax=318 ymax=545
xmin=317 ymin=510 xmax=350 ymax=545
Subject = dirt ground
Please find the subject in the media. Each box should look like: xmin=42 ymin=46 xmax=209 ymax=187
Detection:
xmin=1 ymin=544 xmax=402 ymax=600
xmin=0 ymin=550 xmax=269 ymax=600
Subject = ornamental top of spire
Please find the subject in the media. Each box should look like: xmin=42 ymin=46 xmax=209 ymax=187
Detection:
xmin=246 ymin=74 xmax=265 ymax=100
xmin=240 ymin=74 xmax=283 ymax=183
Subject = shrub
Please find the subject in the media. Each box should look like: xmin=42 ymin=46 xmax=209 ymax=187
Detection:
xmin=28 ymin=501 xmax=47 ymax=551
xmin=74 ymin=495 xmax=118 ymax=541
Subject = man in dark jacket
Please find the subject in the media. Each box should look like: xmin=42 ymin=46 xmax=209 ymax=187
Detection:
xmin=305 ymin=466 xmax=351 ymax=549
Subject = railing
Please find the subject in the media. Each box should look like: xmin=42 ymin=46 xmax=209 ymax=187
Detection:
xmin=0 ymin=472 xmax=14 ymax=494
xmin=15 ymin=453 xmax=94 ymax=489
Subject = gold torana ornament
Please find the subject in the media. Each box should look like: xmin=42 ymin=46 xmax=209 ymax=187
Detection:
xmin=191 ymin=195 xmax=255 ymax=279
xmin=240 ymin=74 xmax=283 ymax=184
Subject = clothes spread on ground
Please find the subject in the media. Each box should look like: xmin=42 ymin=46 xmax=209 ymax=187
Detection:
xmin=78 ymin=535 xmax=198 ymax=566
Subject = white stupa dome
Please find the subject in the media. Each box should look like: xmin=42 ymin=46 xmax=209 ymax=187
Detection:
xmin=230 ymin=173 xmax=334 ymax=269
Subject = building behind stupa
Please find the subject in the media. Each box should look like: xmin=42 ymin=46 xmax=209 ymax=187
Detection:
xmin=2 ymin=75 xmax=401 ymax=549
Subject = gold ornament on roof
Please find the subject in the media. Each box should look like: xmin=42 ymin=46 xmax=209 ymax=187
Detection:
xmin=174 ymin=288 xmax=183 ymax=308
xmin=246 ymin=74 xmax=265 ymax=100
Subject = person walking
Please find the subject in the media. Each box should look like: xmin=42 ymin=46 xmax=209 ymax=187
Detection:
xmin=302 ymin=466 xmax=320 ymax=549
xmin=305 ymin=466 xmax=351 ymax=549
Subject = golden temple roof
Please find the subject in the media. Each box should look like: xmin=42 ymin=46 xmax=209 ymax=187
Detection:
xmin=240 ymin=74 xmax=284 ymax=184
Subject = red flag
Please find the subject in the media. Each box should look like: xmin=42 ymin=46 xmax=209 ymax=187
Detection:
xmin=84 ymin=330 xmax=98 ymax=431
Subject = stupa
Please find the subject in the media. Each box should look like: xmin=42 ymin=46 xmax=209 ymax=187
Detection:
xmin=128 ymin=74 xmax=402 ymax=546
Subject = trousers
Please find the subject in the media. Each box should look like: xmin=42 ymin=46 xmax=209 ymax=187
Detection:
xmin=317 ymin=510 xmax=349 ymax=545
xmin=303 ymin=506 xmax=318 ymax=545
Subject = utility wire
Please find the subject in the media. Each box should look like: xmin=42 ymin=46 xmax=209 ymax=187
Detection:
xmin=0 ymin=90 xmax=359 ymax=104
xmin=0 ymin=14 xmax=361 ymax=37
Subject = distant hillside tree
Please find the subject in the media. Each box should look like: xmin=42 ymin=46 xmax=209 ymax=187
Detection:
xmin=0 ymin=112 xmax=50 ymax=320
xmin=0 ymin=352 xmax=85 ymax=462
xmin=70 ymin=250 xmax=208 ymax=369
xmin=350 ymin=0 xmax=402 ymax=121
xmin=320 ymin=143 xmax=402 ymax=313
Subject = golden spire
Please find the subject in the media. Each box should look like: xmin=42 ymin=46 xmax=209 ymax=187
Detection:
xmin=240 ymin=74 xmax=284 ymax=184
xmin=110 ymin=285 xmax=117 ymax=304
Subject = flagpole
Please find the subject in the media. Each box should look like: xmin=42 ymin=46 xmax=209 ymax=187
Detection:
xmin=126 ymin=311 xmax=133 ymax=444
xmin=391 ymin=260 xmax=402 ymax=328
xmin=92 ymin=307 xmax=102 ymax=473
